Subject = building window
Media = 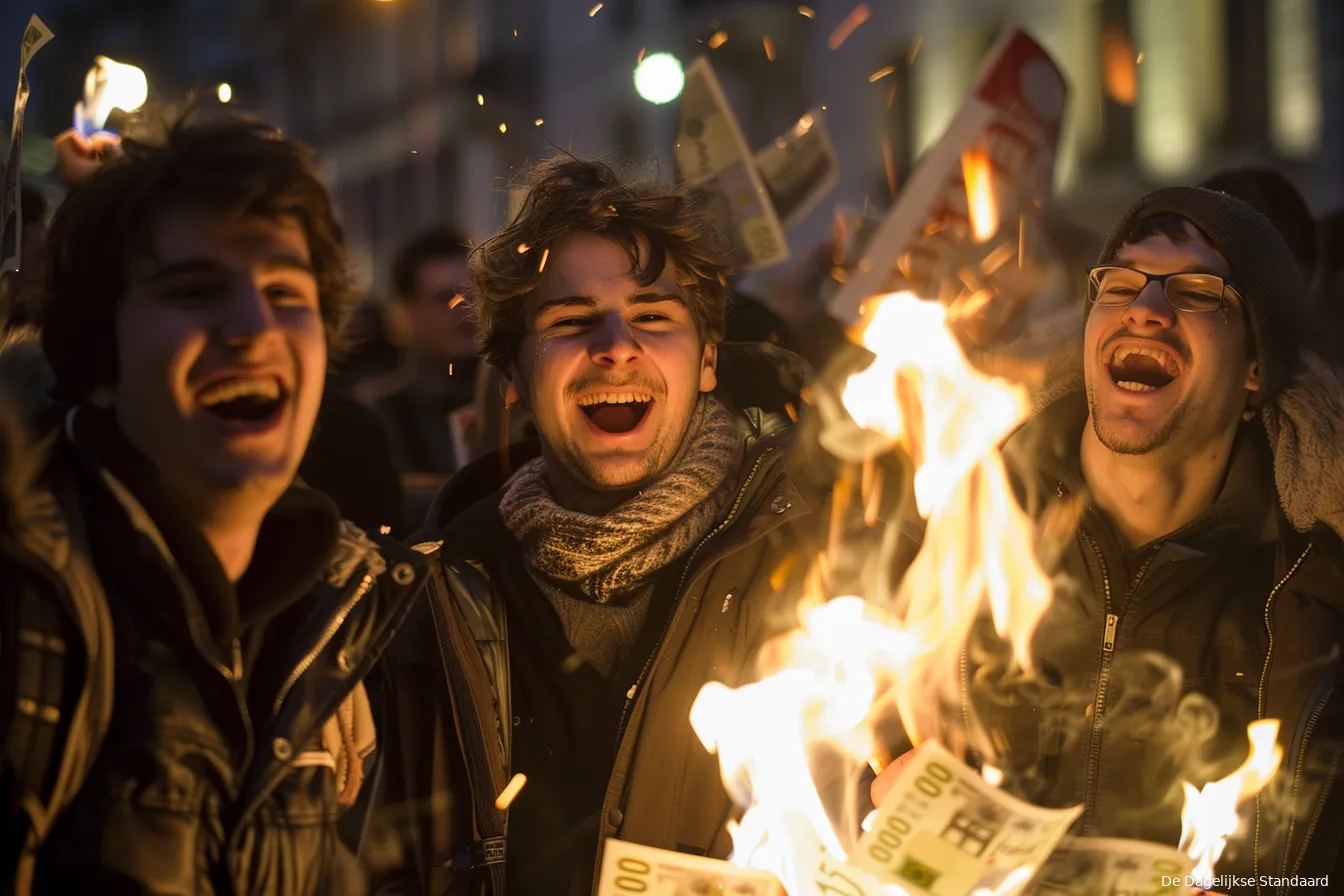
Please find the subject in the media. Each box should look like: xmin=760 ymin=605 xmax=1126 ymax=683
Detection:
xmin=875 ymin=49 xmax=916 ymax=202
xmin=1268 ymin=0 xmax=1321 ymax=157
xmin=1095 ymin=0 xmax=1136 ymax=167
xmin=1133 ymin=0 xmax=1227 ymax=178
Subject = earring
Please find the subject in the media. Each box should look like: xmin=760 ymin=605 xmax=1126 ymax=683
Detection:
xmin=1242 ymin=408 xmax=1257 ymax=422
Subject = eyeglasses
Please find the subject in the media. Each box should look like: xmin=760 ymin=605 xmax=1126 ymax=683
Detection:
xmin=1086 ymin=265 xmax=1239 ymax=314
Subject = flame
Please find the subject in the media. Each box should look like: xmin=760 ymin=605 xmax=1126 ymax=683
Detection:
xmin=1179 ymin=719 xmax=1284 ymax=880
xmin=691 ymin=293 xmax=1056 ymax=892
xmin=1101 ymin=26 xmax=1138 ymax=106
xmin=961 ymin=147 xmax=998 ymax=244
xmin=74 ymin=56 xmax=148 ymax=135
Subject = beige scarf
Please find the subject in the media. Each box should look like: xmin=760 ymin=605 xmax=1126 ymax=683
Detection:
xmin=498 ymin=395 xmax=744 ymax=674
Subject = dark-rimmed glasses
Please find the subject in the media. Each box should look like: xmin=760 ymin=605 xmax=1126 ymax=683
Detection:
xmin=1087 ymin=265 xmax=1238 ymax=314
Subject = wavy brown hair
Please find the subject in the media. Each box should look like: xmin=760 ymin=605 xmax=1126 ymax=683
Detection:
xmin=40 ymin=111 xmax=357 ymax=400
xmin=469 ymin=157 xmax=732 ymax=372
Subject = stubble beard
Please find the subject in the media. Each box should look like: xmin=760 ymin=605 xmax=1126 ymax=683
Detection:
xmin=1086 ymin=379 xmax=1189 ymax=456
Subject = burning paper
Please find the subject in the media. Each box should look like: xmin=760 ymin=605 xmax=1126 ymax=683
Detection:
xmin=0 ymin=15 xmax=54 ymax=276
xmin=852 ymin=740 xmax=1080 ymax=894
xmin=74 ymin=56 xmax=148 ymax=137
xmin=754 ymin=110 xmax=839 ymax=230
xmin=599 ymin=839 xmax=785 ymax=895
xmin=828 ymin=28 xmax=1066 ymax=322
xmin=1023 ymin=837 xmax=1193 ymax=895
xmin=675 ymin=57 xmax=789 ymax=269
xmin=1179 ymin=719 xmax=1283 ymax=882
xmin=683 ymin=292 xmax=1063 ymax=895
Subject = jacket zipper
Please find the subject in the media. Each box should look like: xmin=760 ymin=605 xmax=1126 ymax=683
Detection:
xmin=610 ymin=447 xmax=777 ymax=750
xmin=1253 ymin=542 xmax=1313 ymax=892
xmin=1078 ymin=530 xmax=1156 ymax=834
xmin=272 ymin=571 xmax=375 ymax=715
xmin=593 ymin=447 xmax=778 ymax=891
xmin=1284 ymin=685 xmax=1336 ymax=886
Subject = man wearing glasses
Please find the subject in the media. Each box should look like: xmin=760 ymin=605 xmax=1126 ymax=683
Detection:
xmin=903 ymin=187 xmax=1344 ymax=893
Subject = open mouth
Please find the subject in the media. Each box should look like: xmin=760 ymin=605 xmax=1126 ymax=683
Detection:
xmin=1106 ymin=344 xmax=1182 ymax=393
xmin=577 ymin=391 xmax=653 ymax=435
xmin=197 ymin=375 xmax=288 ymax=425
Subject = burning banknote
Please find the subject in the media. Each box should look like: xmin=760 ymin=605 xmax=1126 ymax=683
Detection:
xmin=675 ymin=57 xmax=789 ymax=269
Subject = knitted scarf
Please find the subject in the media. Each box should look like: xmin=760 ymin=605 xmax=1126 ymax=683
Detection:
xmin=497 ymin=395 xmax=744 ymax=675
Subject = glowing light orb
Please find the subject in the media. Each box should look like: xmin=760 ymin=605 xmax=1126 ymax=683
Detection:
xmin=634 ymin=52 xmax=684 ymax=105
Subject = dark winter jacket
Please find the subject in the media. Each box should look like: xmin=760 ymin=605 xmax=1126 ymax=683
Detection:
xmin=978 ymin=356 xmax=1344 ymax=894
xmin=373 ymin=412 xmax=827 ymax=895
xmin=0 ymin=337 xmax=429 ymax=895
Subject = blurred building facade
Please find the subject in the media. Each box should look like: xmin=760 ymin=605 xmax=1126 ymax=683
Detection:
xmin=232 ymin=0 xmax=1343 ymax=295
xmin=13 ymin=0 xmax=1339 ymax=293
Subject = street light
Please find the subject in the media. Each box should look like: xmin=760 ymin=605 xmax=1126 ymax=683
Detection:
xmin=217 ymin=82 xmax=232 ymax=103
xmin=634 ymin=52 xmax=684 ymax=104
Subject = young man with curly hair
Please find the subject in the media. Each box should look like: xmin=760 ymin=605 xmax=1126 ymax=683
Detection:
xmin=374 ymin=158 xmax=815 ymax=895
xmin=0 ymin=117 xmax=428 ymax=894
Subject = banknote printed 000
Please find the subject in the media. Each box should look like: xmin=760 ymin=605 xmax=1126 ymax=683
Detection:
xmin=852 ymin=740 xmax=1082 ymax=896
xmin=0 ymin=15 xmax=55 ymax=275
xmin=674 ymin=57 xmax=789 ymax=270
xmin=1023 ymin=837 xmax=1195 ymax=896
xmin=598 ymin=839 xmax=785 ymax=896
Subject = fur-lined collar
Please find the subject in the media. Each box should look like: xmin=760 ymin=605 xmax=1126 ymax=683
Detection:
xmin=1026 ymin=350 xmax=1344 ymax=541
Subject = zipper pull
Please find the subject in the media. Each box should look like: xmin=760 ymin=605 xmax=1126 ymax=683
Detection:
xmin=1103 ymin=614 xmax=1118 ymax=653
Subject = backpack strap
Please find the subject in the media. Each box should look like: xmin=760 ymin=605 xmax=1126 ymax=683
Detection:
xmin=420 ymin=554 xmax=511 ymax=896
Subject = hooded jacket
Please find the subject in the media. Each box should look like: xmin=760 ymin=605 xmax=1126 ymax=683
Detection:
xmin=982 ymin=354 xmax=1344 ymax=894
xmin=0 ymin=331 xmax=429 ymax=895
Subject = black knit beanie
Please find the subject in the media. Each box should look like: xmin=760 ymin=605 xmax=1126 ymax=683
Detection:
xmin=1089 ymin=185 xmax=1306 ymax=400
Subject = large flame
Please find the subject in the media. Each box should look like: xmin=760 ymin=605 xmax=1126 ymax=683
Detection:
xmin=74 ymin=56 xmax=148 ymax=135
xmin=960 ymin=148 xmax=998 ymax=244
xmin=1179 ymin=719 xmax=1284 ymax=880
xmin=691 ymin=293 xmax=1053 ymax=893
xmin=690 ymin=290 xmax=1278 ymax=894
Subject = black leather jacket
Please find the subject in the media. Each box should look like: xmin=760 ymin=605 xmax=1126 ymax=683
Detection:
xmin=2 ymin=405 xmax=428 ymax=895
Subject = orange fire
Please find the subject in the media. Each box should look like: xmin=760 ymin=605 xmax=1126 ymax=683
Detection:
xmin=691 ymin=293 xmax=1054 ymax=891
xmin=1180 ymin=719 xmax=1283 ymax=880
xmin=961 ymin=147 xmax=998 ymax=244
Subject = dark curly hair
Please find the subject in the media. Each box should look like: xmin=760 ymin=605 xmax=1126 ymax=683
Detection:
xmin=469 ymin=157 xmax=732 ymax=373
xmin=40 ymin=112 xmax=357 ymax=400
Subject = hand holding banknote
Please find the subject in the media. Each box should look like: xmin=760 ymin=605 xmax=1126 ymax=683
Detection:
xmin=853 ymin=740 xmax=1081 ymax=896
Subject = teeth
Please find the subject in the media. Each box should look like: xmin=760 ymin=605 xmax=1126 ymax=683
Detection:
xmin=199 ymin=377 xmax=281 ymax=406
xmin=1115 ymin=380 xmax=1156 ymax=393
xmin=1112 ymin=345 xmax=1180 ymax=376
xmin=576 ymin=392 xmax=652 ymax=407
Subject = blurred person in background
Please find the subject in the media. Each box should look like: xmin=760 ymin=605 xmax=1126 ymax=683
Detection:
xmin=0 ymin=115 xmax=428 ymax=895
xmin=363 ymin=228 xmax=479 ymax=477
xmin=1200 ymin=167 xmax=1317 ymax=283
xmin=0 ymin=185 xmax=51 ymax=333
